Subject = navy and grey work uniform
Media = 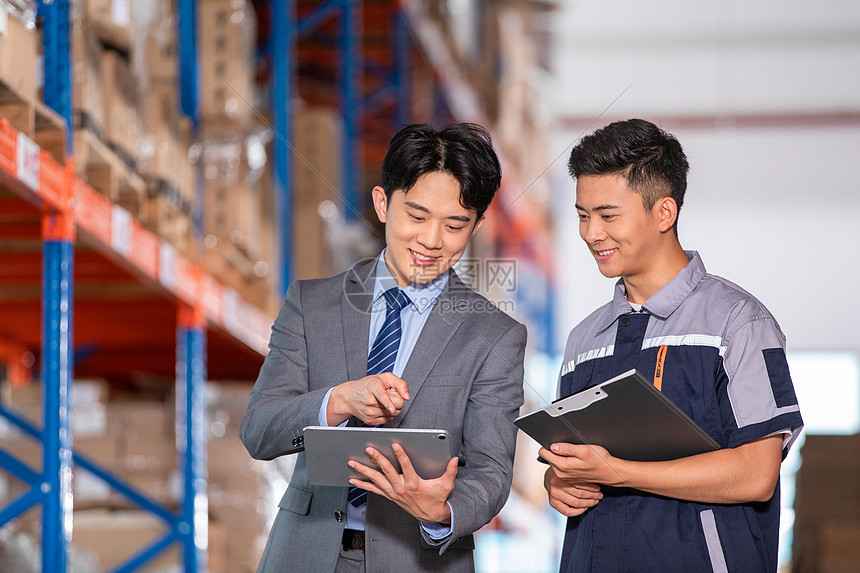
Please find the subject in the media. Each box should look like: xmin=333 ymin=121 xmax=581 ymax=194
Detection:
xmin=557 ymin=251 xmax=804 ymax=573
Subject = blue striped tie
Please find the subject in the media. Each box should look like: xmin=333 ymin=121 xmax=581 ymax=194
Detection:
xmin=348 ymin=287 xmax=411 ymax=508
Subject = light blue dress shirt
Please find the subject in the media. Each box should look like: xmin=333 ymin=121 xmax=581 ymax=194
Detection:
xmin=318 ymin=251 xmax=453 ymax=538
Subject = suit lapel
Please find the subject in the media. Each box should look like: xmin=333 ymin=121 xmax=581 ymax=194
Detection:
xmin=341 ymin=260 xmax=376 ymax=383
xmin=390 ymin=272 xmax=467 ymax=427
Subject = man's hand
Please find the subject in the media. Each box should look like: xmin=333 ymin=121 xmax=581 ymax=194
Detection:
xmin=538 ymin=443 xmax=623 ymax=487
xmin=543 ymin=466 xmax=603 ymax=517
xmin=540 ymin=435 xmax=785 ymax=505
xmin=327 ymin=373 xmax=411 ymax=426
xmin=348 ymin=443 xmax=458 ymax=524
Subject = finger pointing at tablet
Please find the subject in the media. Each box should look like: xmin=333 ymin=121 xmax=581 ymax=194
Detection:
xmin=327 ymin=373 xmax=411 ymax=426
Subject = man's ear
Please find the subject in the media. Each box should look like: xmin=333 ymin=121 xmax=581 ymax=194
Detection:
xmin=656 ymin=197 xmax=678 ymax=233
xmin=471 ymin=214 xmax=485 ymax=234
xmin=371 ymin=186 xmax=388 ymax=223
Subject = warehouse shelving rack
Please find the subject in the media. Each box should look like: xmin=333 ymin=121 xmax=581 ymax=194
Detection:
xmin=1 ymin=0 xmax=553 ymax=571
xmin=0 ymin=114 xmax=273 ymax=570
xmin=0 ymin=2 xmax=271 ymax=572
xmin=263 ymin=0 xmax=416 ymax=290
xmin=0 ymin=0 xmax=418 ymax=569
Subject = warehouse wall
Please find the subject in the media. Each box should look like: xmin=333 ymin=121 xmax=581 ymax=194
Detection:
xmin=553 ymin=124 xmax=860 ymax=353
xmin=548 ymin=0 xmax=860 ymax=354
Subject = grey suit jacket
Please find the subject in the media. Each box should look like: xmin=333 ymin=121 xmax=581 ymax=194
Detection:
xmin=239 ymin=258 xmax=527 ymax=573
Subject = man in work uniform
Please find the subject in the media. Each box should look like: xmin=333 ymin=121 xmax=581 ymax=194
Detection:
xmin=542 ymin=118 xmax=804 ymax=572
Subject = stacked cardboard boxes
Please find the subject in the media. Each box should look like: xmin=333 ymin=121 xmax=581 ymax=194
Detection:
xmin=69 ymin=3 xmax=150 ymax=223
xmin=0 ymin=2 xmax=67 ymax=162
xmin=207 ymin=381 xmax=289 ymax=572
xmin=137 ymin=0 xmax=197 ymax=258
xmin=0 ymin=377 xmax=280 ymax=572
xmin=291 ymin=107 xmax=343 ymax=281
xmin=82 ymin=0 xmax=132 ymax=53
xmin=0 ymin=2 xmax=38 ymax=100
xmin=193 ymin=0 xmax=285 ymax=310
xmin=198 ymin=0 xmax=256 ymax=124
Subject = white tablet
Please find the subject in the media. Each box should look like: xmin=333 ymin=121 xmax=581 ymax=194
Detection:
xmin=302 ymin=426 xmax=453 ymax=487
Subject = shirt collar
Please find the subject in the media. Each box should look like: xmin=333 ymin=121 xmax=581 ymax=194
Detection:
xmin=597 ymin=250 xmax=707 ymax=331
xmin=373 ymin=249 xmax=450 ymax=314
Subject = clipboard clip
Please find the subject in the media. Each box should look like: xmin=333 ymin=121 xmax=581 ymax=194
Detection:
xmin=550 ymin=387 xmax=608 ymax=416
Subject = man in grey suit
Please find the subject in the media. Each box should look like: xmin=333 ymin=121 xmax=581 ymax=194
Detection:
xmin=240 ymin=123 xmax=527 ymax=573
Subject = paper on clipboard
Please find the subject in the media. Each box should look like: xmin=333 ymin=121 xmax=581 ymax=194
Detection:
xmin=515 ymin=369 xmax=719 ymax=462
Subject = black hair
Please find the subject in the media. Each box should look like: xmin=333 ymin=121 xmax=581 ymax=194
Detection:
xmin=567 ymin=118 xmax=689 ymax=233
xmin=380 ymin=123 xmax=502 ymax=220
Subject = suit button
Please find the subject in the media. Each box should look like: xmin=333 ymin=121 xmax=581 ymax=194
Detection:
xmin=621 ymin=317 xmax=630 ymax=327
xmin=335 ymin=510 xmax=343 ymax=522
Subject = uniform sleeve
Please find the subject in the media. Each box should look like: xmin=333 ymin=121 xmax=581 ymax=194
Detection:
xmin=717 ymin=314 xmax=804 ymax=454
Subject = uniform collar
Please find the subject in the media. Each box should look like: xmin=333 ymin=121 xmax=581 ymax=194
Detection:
xmin=597 ymin=250 xmax=707 ymax=331
xmin=373 ymin=250 xmax=450 ymax=314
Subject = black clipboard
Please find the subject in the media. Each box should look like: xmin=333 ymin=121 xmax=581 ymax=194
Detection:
xmin=515 ymin=369 xmax=719 ymax=462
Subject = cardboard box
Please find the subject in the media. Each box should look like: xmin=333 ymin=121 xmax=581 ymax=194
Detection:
xmin=71 ymin=18 xmax=104 ymax=136
xmin=197 ymin=0 xmax=256 ymax=122
xmin=75 ymin=434 xmax=121 ymax=470
xmin=795 ymin=435 xmax=860 ymax=521
xmin=144 ymin=3 xmax=178 ymax=93
xmin=292 ymin=202 xmax=329 ymax=281
xmin=0 ymin=435 xmax=42 ymax=473
xmin=819 ymin=521 xmax=860 ymax=573
xmin=289 ymin=108 xmax=342 ymax=280
xmin=793 ymin=435 xmax=860 ymax=572
xmin=197 ymin=124 xmax=266 ymax=260
xmin=110 ymin=467 xmax=178 ymax=508
xmin=139 ymin=119 xmax=195 ymax=207
xmin=1 ymin=378 xmax=42 ymax=405
xmin=144 ymin=186 xmax=196 ymax=258
xmin=0 ymin=6 xmax=38 ymax=100
xmin=84 ymin=0 xmax=132 ymax=52
xmin=292 ymin=108 xmax=342 ymax=208
xmin=203 ymin=180 xmax=259 ymax=258
xmin=100 ymin=49 xmax=141 ymax=164
xmin=107 ymin=400 xmax=174 ymax=438
xmin=118 ymin=432 xmax=177 ymax=473
xmin=73 ymin=434 xmax=121 ymax=504
xmin=71 ymin=509 xmax=180 ymax=570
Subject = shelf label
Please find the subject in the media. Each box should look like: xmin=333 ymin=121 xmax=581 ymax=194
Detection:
xmin=222 ymin=289 xmax=239 ymax=332
xmin=16 ymin=132 xmax=40 ymax=191
xmin=110 ymin=205 xmax=132 ymax=256
xmin=112 ymin=0 xmax=131 ymax=27
xmin=159 ymin=241 xmax=176 ymax=290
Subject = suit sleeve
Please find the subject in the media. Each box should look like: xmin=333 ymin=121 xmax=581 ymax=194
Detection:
xmin=426 ymin=320 xmax=527 ymax=553
xmin=239 ymin=280 xmax=330 ymax=460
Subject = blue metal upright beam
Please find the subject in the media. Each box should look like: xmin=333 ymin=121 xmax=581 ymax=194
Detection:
xmin=38 ymin=0 xmax=73 ymax=154
xmin=393 ymin=8 xmax=410 ymax=130
xmin=176 ymin=305 xmax=208 ymax=573
xmin=340 ymin=0 xmax=361 ymax=221
xmin=272 ymin=0 xmax=294 ymax=293
xmin=41 ymin=215 xmax=75 ymax=573
xmin=178 ymin=0 xmax=199 ymax=127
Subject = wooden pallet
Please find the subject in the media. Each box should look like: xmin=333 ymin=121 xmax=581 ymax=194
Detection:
xmin=73 ymin=128 xmax=146 ymax=220
xmin=142 ymin=185 xmax=196 ymax=258
xmin=203 ymin=238 xmax=277 ymax=312
xmin=0 ymin=75 xmax=67 ymax=164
